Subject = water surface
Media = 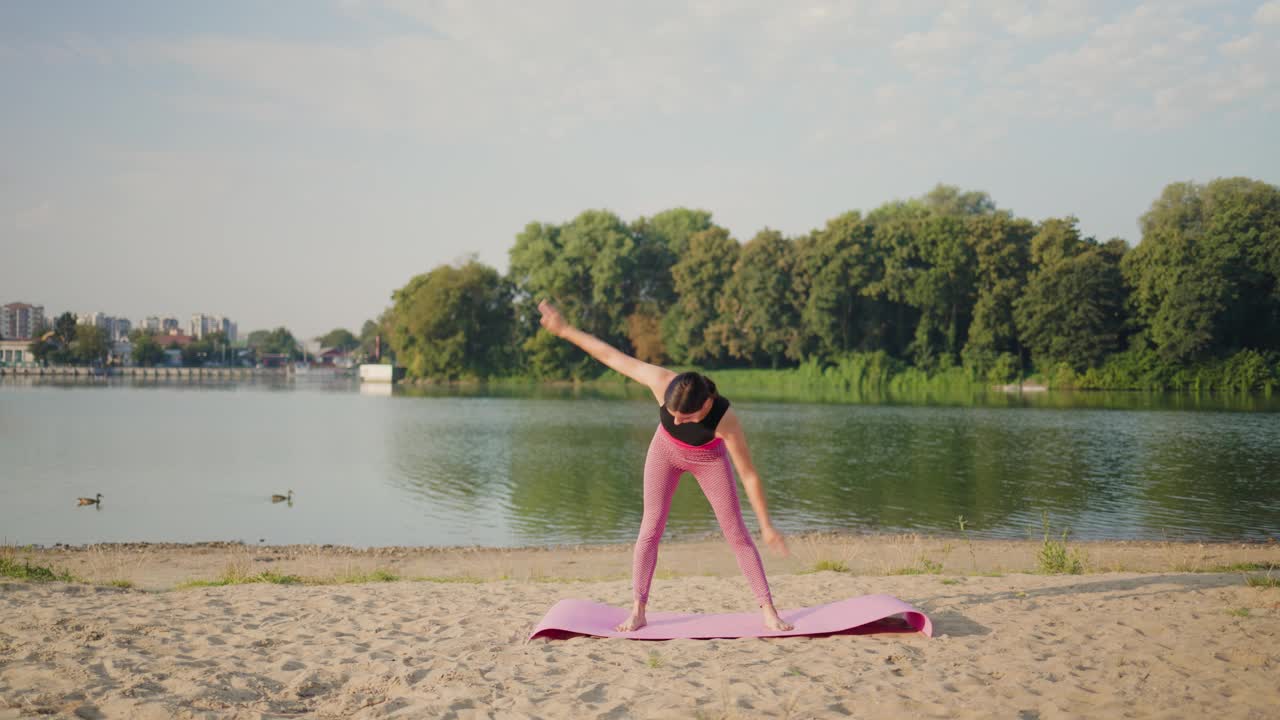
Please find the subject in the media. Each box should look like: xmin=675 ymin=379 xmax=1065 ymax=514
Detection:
xmin=2 ymin=378 xmax=1277 ymax=547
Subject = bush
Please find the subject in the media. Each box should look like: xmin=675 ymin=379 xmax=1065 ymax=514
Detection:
xmin=987 ymin=353 xmax=1021 ymax=385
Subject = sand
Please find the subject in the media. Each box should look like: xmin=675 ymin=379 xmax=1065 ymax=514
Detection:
xmin=2 ymin=538 xmax=1277 ymax=719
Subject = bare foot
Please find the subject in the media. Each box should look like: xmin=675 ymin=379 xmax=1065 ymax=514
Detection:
xmin=615 ymin=603 xmax=647 ymax=632
xmin=615 ymin=612 xmax=646 ymax=632
xmin=762 ymin=605 xmax=794 ymax=632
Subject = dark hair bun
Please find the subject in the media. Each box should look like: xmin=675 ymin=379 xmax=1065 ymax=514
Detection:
xmin=665 ymin=372 xmax=717 ymax=413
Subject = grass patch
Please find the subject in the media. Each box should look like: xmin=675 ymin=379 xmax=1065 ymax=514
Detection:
xmin=889 ymin=556 xmax=944 ymax=576
xmin=1209 ymin=562 xmax=1279 ymax=573
xmin=1245 ymin=575 xmax=1280 ymax=589
xmin=809 ymin=560 xmax=850 ymax=573
xmin=415 ymin=575 xmax=487 ymax=584
xmin=0 ymin=554 xmax=77 ymax=583
xmin=331 ymin=568 xmax=400 ymax=584
xmin=1036 ymin=511 xmax=1086 ymax=574
xmin=647 ymin=650 xmax=664 ymax=669
xmin=940 ymin=578 xmax=960 ymax=585
xmin=956 ymin=515 xmax=978 ymax=571
xmin=105 ymin=579 xmax=134 ymax=589
xmin=177 ymin=569 xmax=304 ymax=589
xmin=1226 ymin=607 xmax=1251 ymax=618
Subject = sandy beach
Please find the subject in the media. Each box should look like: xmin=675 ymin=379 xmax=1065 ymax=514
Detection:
xmin=2 ymin=537 xmax=1277 ymax=719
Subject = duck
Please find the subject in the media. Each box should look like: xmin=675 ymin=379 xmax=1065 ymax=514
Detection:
xmin=77 ymin=493 xmax=103 ymax=506
xmin=271 ymin=490 xmax=294 ymax=503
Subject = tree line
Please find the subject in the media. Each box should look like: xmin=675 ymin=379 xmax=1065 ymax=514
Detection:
xmin=373 ymin=177 xmax=1280 ymax=390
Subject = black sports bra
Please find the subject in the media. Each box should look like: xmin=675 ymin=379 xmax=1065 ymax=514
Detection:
xmin=659 ymin=395 xmax=730 ymax=446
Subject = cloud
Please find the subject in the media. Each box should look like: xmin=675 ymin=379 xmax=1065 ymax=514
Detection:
xmin=1255 ymin=1 xmax=1280 ymax=24
xmin=17 ymin=1 xmax=1274 ymax=148
xmin=1220 ymin=34 xmax=1258 ymax=55
xmin=991 ymin=2 xmax=1277 ymax=127
xmin=135 ymin=7 xmax=752 ymax=137
xmin=988 ymin=0 xmax=1101 ymax=39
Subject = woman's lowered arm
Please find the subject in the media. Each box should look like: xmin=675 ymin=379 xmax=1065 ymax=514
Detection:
xmin=719 ymin=410 xmax=789 ymax=556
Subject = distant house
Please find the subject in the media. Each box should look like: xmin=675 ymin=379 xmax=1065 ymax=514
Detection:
xmin=152 ymin=332 xmax=195 ymax=349
xmin=317 ymin=347 xmax=354 ymax=368
xmin=258 ymin=353 xmax=289 ymax=368
xmin=0 ymin=338 xmax=35 ymax=367
xmin=109 ymin=339 xmax=132 ymax=366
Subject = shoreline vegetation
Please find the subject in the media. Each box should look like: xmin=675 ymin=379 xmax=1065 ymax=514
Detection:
xmin=469 ymin=350 xmax=1279 ymax=396
xmin=5 ymin=535 xmax=1278 ymax=593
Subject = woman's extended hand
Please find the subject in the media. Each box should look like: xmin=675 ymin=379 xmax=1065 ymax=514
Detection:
xmin=537 ymin=299 xmax=568 ymax=337
xmin=762 ymin=525 xmax=790 ymax=557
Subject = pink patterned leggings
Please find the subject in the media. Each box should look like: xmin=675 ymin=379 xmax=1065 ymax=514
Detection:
xmin=631 ymin=426 xmax=773 ymax=606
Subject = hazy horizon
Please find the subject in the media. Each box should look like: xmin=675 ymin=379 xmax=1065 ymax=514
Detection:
xmin=4 ymin=1 xmax=1278 ymax=341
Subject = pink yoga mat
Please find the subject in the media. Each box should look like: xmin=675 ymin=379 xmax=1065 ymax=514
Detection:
xmin=529 ymin=594 xmax=932 ymax=641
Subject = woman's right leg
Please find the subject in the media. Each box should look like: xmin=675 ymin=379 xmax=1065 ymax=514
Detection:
xmin=631 ymin=430 xmax=683 ymax=605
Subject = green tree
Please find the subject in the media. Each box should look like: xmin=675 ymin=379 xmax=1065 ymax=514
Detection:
xmin=130 ymin=332 xmax=165 ymax=367
xmin=868 ymin=208 xmax=977 ymax=368
xmin=385 ymin=259 xmax=515 ymax=380
xmin=713 ymin=229 xmax=799 ymax=368
xmin=962 ymin=212 xmax=1035 ymax=377
xmin=27 ymin=333 xmax=56 ymax=365
xmin=508 ymin=210 xmax=641 ymax=378
xmin=1014 ymin=218 xmax=1128 ymax=371
xmin=72 ymin=324 xmax=111 ymax=366
xmin=1123 ymin=178 xmax=1280 ymax=362
xmin=28 ymin=312 xmax=77 ymax=365
xmin=627 ymin=208 xmax=721 ymax=363
xmin=181 ymin=341 xmax=207 ymax=367
xmin=791 ymin=211 xmax=880 ymax=359
xmin=246 ymin=327 xmax=303 ymax=361
xmin=666 ymin=226 xmax=741 ymax=364
xmin=179 ymin=331 xmax=228 ymax=367
xmin=629 ymin=208 xmax=717 ymax=307
xmin=922 ymin=184 xmax=997 ymax=217
xmin=53 ymin=312 xmax=77 ymax=346
xmin=317 ymin=328 xmax=359 ymax=352
xmin=357 ymin=318 xmax=384 ymax=361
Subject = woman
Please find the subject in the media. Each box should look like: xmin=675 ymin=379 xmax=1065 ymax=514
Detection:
xmin=537 ymin=300 xmax=794 ymax=632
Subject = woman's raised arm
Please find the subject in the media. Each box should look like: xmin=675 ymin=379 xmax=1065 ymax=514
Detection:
xmin=538 ymin=300 xmax=674 ymax=403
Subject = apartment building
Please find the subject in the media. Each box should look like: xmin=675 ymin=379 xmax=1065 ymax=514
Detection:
xmin=190 ymin=313 xmax=238 ymax=341
xmin=1 ymin=302 xmax=45 ymax=340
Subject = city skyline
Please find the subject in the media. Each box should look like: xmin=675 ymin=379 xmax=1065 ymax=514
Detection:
xmin=1 ymin=301 xmax=249 ymax=344
xmin=3 ymin=1 xmax=1278 ymax=341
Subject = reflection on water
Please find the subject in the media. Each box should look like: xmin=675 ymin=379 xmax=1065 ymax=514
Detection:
xmin=1 ymin=378 xmax=1278 ymax=547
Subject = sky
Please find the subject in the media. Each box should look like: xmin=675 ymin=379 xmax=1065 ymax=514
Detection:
xmin=2 ymin=1 xmax=1278 ymax=342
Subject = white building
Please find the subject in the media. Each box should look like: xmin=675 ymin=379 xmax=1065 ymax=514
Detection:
xmin=190 ymin=313 xmax=238 ymax=341
xmin=76 ymin=313 xmax=133 ymax=341
xmin=143 ymin=316 xmax=184 ymax=336
xmin=0 ymin=338 xmax=35 ymax=366
xmin=110 ymin=339 xmax=133 ymax=366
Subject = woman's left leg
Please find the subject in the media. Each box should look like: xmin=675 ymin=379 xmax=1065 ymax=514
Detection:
xmin=691 ymin=456 xmax=773 ymax=606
